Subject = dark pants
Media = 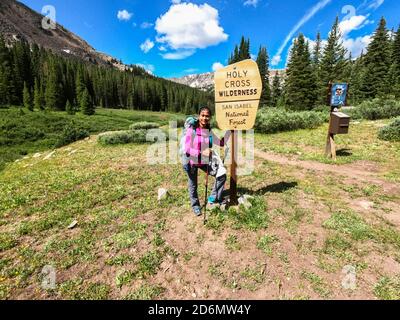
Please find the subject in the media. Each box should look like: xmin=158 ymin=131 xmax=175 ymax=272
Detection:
xmin=183 ymin=163 xmax=227 ymax=211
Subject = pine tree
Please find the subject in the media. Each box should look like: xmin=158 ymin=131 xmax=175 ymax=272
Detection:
xmin=349 ymin=52 xmax=366 ymax=104
xmin=45 ymin=59 xmax=63 ymax=110
xmin=313 ymin=32 xmax=322 ymax=66
xmin=284 ymin=34 xmax=317 ymax=110
xmin=239 ymin=36 xmax=248 ymax=61
xmin=23 ymin=82 xmax=33 ymax=111
xmin=271 ymin=73 xmax=282 ymax=107
xmin=361 ymin=17 xmax=391 ymax=98
xmin=81 ymin=88 xmax=95 ymax=115
xmin=0 ymin=36 xmax=13 ymax=106
xmin=390 ymin=25 xmax=400 ymax=97
xmin=75 ymin=68 xmax=86 ymax=106
xmin=256 ymin=46 xmax=271 ymax=107
xmin=232 ymin=45 xmax=240 ymax=64
xmin=65 ymin=100 xmax=75 ymax=115
xmin=229 ymin=37 xmax=251 ymax=64
xmin=313 ymin=32 xmax=322 ymax=88
xmin=392 ymin=25 xmax=400 ymax=67
xmin=33 ymin=78 xmax=44 ymax=110
xmin=319 ymin=17 xmax=348 ymax=104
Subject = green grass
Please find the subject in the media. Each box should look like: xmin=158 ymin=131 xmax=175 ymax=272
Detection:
xmin=59 ymin=279 xmax=111 ymax=300
xmin=301 ymin=271 xmax=332 ymax=298
xmin=0 ymin=233 xmax=18 ymax=252
xmin=225 ymin=235 xmax=241 ymax=251
xmin=115 ymin=270 xmax=135 ymax=289
xmin=105 ymin=254 xmax=134 ymax=267
xmin=125 ymin=284 xmax=165 ymax=300
xmin=257 ymin=234 xmax=279 ymax=256
xmin=374 ymin=275 xmax=400 ymax=300
xmin=0 ymin=107 xmax=182 ymax=170
xmin=323 ymin=211 xmax=374 ymax=241
xmin=255 ymin=120 xmax=400 ymax=176
xmin=322 ymin=234 xmax=352 ymax=257
xmin=135 ymin=250 xmax=164 ymax=279
xmin=1 ymin=109 xmax=400 ymax=300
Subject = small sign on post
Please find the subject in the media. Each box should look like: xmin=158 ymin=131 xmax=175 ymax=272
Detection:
xmin=326 ymin=83 xmax=350 ymax=160
xmin=214 ymin=59 xmax=262 ymax=205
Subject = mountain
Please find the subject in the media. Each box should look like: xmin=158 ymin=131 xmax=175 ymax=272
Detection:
xmin=269 ymin=69 xmax=286 ymax=84
xmin=170 ymin=69 xmax=287 ymax=90
xmin=169 ymin=72 xmax=214 ymax=91
xmin=0 ymin=0 xmax=131 ymax=71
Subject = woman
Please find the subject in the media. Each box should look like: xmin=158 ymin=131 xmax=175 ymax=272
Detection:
xmin=183 ymin=107 xmax=231 ymax=216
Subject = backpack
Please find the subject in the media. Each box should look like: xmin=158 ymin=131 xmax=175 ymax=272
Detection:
xmin=179 ymin=116 xmax=213 ymax=165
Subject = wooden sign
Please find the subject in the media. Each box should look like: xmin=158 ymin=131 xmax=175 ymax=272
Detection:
xmin=214 ymin=60 xmax=262 ymax=130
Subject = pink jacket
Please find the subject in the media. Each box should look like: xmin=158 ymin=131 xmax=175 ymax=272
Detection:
xmin=185 ymin=126 xmax=231 ymax=166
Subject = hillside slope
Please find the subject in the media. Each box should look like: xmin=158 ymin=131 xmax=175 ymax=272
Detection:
xmin=0 ymin=0 xmax=130 ymax=70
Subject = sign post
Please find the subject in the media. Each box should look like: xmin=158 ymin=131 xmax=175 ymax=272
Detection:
xmin=214 ymin=59 xmax=262 ymax=205
xmin=325 ymin=83 xmax=350 ymax=160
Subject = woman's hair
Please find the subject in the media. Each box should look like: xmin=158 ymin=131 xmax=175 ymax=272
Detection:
xmin=198 ymin=106 xmax=212 ymax=116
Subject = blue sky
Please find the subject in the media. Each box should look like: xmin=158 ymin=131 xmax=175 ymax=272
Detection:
xmin=19 ymin=0 xmax=400 ymax=78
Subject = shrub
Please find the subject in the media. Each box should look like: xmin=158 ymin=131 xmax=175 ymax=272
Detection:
xmin=349 ymin=98 xmax=400 ymax=120
xmin=255 ymin=109 xmax=328 ymax=134
xmin=129 ymin=122 xmax=160 ymax=130
xmin=98 ymin=129 xmax=147 ymax=145
xmin=55 ymin=122 xmax=89 ymax=148
xmin=378 ymin=118 xmax=400 ymax=142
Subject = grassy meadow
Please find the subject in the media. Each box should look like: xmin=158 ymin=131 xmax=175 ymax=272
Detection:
xmin=0 ymin=108 xmax=400 ymax=300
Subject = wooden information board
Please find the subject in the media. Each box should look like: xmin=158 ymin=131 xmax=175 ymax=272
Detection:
xmin=214 ymin=59 xmax=262 ymax=130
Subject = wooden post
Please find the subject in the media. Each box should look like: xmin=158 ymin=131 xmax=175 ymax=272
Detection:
xmin=325 ymin=113 xmax=337 ymax=161
xmin=230 ymin=130 xmax=238 ymax=205
xmin=325 ymin=132 xmax=337 ymax=161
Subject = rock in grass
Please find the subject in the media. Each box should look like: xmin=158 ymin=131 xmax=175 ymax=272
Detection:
xmin=238 ymin=195 xmax=253 ymax=209
xmin=158 ymin=188 xmax=169 ymax=201
xmin=43 ymin=151 xmax=56 ymax=160
xmin=67 ymin=220 xmax=78 ymax=229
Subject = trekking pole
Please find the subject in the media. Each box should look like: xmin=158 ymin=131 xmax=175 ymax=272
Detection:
xmin=203 ymin=150 xmax=212 ymax=225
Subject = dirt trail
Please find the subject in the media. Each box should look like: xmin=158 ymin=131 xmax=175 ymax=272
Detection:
xmin=254 ymin=149 xmax=400 ymax=193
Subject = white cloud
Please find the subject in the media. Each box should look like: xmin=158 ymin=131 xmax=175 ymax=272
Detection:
xmin=184 ymin=68 xmax=199 ymax=74
xmin=339 ymin=15 xmax=372 ymax=36
xmin=212 ymin=62 xmax=224 ymax=71
xmin=367 ymin=0 xmax=384 ymax=10
xmin=244 ymin=0 xmax=259 ymax=8
xmin=117 ymin=10 xmax=133 ymax=21
xmin=342 ymin=35 xmax=372 ymax=58
xmin=140 ymin=39 xmax=155 ymax=53
xmin=306 ymin=36 xmax=328 ymax=53
xmin=141 ymin=22 xmax=154 ymax=29
xmin=171 ymin=0 xmax=181 ymax=4
xmin=271 ymin=0 xmax=332 ymax=66
xmin=155 ymin=2 xmax=228 ymax=59
xmin=271 ymin=55 xmax=282 ymax=66
xmin=161 ymin=50 xmax=196 ymax=60
xmin=136 ymin=63 xmax=155 ymax=75
xmin=159 ymin=46 xmax=167 ymax=52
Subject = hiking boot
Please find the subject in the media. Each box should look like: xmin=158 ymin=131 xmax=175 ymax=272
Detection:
xmin=193 ymin=207 xmax=202 ymax=217
xmin=208 ymin=196 xmax=217 ymax=205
